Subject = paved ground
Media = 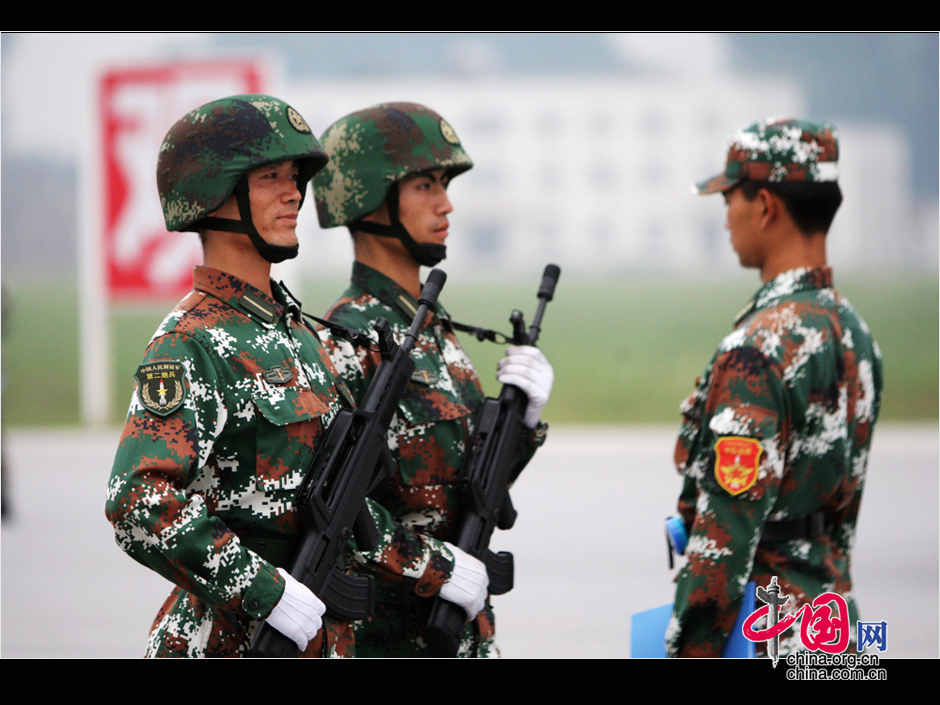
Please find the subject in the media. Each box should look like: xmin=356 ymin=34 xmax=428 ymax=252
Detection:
xmin=2 ymin=424 xmax=936 ymax=658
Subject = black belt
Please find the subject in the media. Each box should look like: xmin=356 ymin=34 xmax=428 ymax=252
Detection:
xmin=239 ymin=536 xmax=298 ymax=568
xmin=373 ymin=584 xmax=420 ymax=611
xmin=760 ymin=512 xmax=826 ymax=544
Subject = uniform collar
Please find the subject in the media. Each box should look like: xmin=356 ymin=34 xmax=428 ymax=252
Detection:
xmin=733 ymin=266 xmax=834 ymax=327
xmin=192 ymin=265 xmax=292 ymax=326
xmin=350 ymin=261 xmax=445 ymax=324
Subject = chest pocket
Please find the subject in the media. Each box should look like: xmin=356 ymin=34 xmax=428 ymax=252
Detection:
xmin=391 ymin=357 xmax=481 ymax=488
xmin=396 ymin=357 xmax=476 ymax=426
xmin=253 ymin=386 xmax=331 ymax=424
xmin=252 ymin=386 xmax=335 ymax=497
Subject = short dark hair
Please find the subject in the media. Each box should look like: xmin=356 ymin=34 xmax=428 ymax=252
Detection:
xmin=739 ymin=179 xmax=843 ymax=235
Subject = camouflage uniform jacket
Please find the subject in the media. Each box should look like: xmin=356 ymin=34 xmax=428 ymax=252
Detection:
xmin=667 ymin=267 xmax=883 ymax=657
xmin=320 ymin=262 xmax=546 ymax=657
xmin=106 ymin=266 xmax=357 ymax=658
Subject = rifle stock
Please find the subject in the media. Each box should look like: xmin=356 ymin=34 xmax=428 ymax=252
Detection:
xmin=247 ymin=269 xmax=447 ymax=658
xmin=426 ymin=264 xmax=560 ymax=657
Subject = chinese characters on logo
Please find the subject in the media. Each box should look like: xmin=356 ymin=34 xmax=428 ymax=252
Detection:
xmin=858 ymin=621 xmax=887 ymax=653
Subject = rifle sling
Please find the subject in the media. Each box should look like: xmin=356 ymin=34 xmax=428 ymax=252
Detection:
xmin=302 ymin=312 xmax=378 ymax=351
xmin=449 ymin=320 xmax=511 ymax=345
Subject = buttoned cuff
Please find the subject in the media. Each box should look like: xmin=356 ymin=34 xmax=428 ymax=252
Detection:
xmin=525 ymin=421 xmax=549 ymax=449
xmin=241 ymin=561 xmax=285 ymax=620
xmin=414 ymin=537 xmax=456 ymax=598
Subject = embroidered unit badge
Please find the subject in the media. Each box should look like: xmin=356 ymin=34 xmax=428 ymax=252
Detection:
xmin=713 ymin=436 xmax=762 ymax=495
xmin=135 ymin=360 xmax=186 ymax=416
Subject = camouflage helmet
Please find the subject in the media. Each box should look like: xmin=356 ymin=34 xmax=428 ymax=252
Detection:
xmin=157 ymin=94 xmax=328 ymax=262
xmin=695 ymin=117 xmax=839 ymax=195
xmin=313 ymin=102 xmax=472 ymax=266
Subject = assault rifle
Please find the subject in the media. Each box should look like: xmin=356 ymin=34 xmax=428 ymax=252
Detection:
xmin=248 ymin=269 xmax=447 ymax=658
xmin=426 ymin=264 xmax=560 ymax=657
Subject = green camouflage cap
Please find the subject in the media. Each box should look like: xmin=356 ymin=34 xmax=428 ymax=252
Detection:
xmin=695 ymin=117 xmax=839 ymax=195
xmin=157 ymin=94 xmax=328 ymax=232
xmin=314 ymin=102 xmax=473 ymax=228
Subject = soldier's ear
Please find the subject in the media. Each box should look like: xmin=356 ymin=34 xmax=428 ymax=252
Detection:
xmin=757 ymin=189 xmax=781 ymax=228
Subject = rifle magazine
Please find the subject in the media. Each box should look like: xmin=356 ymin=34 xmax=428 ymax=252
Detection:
xmin=484 ymin=549 xmax=514 ymax=596
xmin=320 ymin=570 xmax=375 ymax=621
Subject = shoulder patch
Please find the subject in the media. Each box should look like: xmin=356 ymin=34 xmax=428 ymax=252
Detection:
xmin=135 ymin=361 xmax=186 ymax=416
xmin=713 ymin=436 xmax=762 ymax=495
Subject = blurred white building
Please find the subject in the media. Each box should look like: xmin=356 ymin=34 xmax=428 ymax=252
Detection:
xmin=287 ymin=73 xmax=917 ymax=282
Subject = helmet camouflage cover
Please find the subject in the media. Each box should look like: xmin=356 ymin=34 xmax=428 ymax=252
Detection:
xmin=314 ymin=102 xmax=473 ymax=228
xmin=157 ymin=94 xmax=328 ymax=232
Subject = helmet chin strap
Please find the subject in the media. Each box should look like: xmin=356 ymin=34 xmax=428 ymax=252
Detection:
xmin=194 ymin=177 xmax=299 ymax=264
xmin=351 ymin=183 xmax=446 ymax=267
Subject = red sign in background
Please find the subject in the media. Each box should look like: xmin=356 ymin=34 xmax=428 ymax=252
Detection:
xmin=100 ymin=60 xmax=264 ymax=299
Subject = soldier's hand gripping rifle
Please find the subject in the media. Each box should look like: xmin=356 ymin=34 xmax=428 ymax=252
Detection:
xmin=426 ymin=264 xmax=560 ymax=657
xmin=248 ymin=269 xmax=448 ymax=658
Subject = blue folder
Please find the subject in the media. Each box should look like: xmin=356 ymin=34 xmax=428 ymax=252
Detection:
xmin=631 ymin=581 xmax=756 ymax=658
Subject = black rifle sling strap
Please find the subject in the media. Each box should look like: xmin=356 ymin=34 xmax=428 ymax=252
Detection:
xmin=275 ymin=279 xmax=378 ymax=352
xmin=448 ymin=319 xmax=512 ymax=345
xmin=301 ymin=312 xmax=378 ymax=352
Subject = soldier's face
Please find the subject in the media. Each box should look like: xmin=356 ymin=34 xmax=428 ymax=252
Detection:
xmin=215 ymin=160 xmax=302 ymax=247
xmin=397 ymin=169 xmax=453 ymax=248
xmin=723 ymin=186 xmax=767 ymax=269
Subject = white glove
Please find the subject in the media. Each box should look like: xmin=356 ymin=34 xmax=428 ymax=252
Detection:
xmin=264 ymin=568 xmax=326 ymax=651
xmin=439 ymin=542 xmax=489 ymax=620
xmin=496 ymin=344 xmax=554 ymax=428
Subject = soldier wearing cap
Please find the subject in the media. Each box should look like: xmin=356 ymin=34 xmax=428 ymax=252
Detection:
xmin=311 ymin=102 xmax=554 ymax=657
xmin=106 ymin=95 xmax=359 ymax=657
xmin=666 ymin=117 xmax=884 ymax=657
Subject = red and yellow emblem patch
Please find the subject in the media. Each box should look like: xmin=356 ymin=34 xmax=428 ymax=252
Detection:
xmin=713 ymin=436 xmax=762 ymax=495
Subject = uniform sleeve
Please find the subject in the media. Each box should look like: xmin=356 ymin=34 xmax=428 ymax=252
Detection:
xmin=105 ymin=332 xmax=284 ymax=620
xmin=350 ymin=498 xmax=456 ymax=598
xmin=667 ymin=345 xmax=788 ymax=657
xmin=519 ymin=421 xmax=548 ymax=466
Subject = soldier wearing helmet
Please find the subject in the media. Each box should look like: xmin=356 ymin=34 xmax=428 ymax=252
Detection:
xmin=312 ymin=102 xmax=554 ymax=657
xmin=666 ymin=117 xmax=883 ymax=657
xmin=106 ymin=95 xmax=357 ymax=657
